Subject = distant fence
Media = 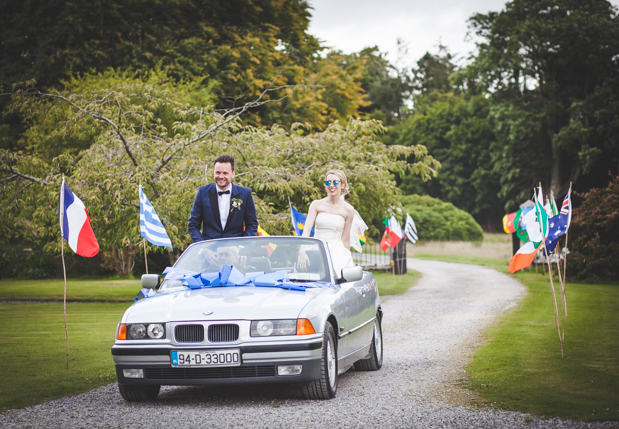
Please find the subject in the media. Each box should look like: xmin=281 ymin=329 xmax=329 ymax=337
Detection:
xmin=352 ymin=238 xmax=407 ymax=274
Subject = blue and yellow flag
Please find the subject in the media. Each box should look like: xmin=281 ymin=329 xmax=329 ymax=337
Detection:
xmin=290 ymin=204 xmax=314 ymax=236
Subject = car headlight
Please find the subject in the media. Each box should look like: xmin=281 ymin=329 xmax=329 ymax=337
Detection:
xmin=251 ymin=320 xmax=296 ymax=337
xmin=121 ymin=323 xmax=166 ymax=340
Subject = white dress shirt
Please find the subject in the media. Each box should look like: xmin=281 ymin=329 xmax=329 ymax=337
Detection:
xmin=217 ymin=184 xmax=232 ymax=229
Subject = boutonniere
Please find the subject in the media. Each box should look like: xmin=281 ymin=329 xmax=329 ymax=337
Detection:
xmin=231 ymin=198 xmax=243 ymax=211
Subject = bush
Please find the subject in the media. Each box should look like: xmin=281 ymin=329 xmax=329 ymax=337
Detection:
xmin=401 ymin=194 xmax=484 ymax=242
xmin=568 ymin=176 xmax=619 ymax=281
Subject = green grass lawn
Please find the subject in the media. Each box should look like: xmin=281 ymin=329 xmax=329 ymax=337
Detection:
xmin=464 ymin=270 xmax=619 ymax=422
xmin=0 ymin=270 xmax=420 ymax=411
xmin=0 ymin=279 xmax=141 ymax=302
xmin=372 ymin=269 xmax=421 ymax=295
xmin=0 ymin=302 xmax=129 ymax=412
xmin=414 ymin=253 xmax=509 ymax=273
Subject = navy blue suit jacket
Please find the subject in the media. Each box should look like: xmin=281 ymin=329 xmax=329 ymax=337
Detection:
xmin=188 ymin=183 xmax=258 ymax=242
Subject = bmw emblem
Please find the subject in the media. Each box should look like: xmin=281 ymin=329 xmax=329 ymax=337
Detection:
xmin=203 ymin=311 xmax=213 ymax=316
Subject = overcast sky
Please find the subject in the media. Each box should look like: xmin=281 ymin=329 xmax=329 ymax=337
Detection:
xmin=307 ymin=0 xmax=619 ymax=69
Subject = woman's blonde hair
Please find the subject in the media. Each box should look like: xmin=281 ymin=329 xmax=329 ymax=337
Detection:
xmin=324 ymin=169 xmax=350 ymax=195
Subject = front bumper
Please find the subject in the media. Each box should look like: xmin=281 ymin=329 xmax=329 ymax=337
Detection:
xmin=112 ymin=340 xmax=323 ymax=385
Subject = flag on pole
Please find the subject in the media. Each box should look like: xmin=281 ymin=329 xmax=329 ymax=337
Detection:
xmin=508 ymin=240 xmax=544 ymax=273
xmin=389 ymin=216 xmax=403 ymax=248
xmin=380 ymin=217 xmax=391 ymax=251
xmin=560 ymin=188 xmax=572 ymax=228
xmin=139 ymin=185 xmax=173 ymax=250
xmin=550 ymin=191 xmax=559 ymax=217
xmin=544 ymin=189 xmax=572 ymax=253
xmin=502 ymin=209 xmax=520 ymax=234
xmin=380 ymin=216 xmax=403 ymax=251
xmin=533 ymin=185 xmax=549 ymax=247
xmin=290 ymin=204 xmax=314 ymax=236
xmin=404 ymin=213 xmax=418 ymax=243
xmin=59 ymin=179 xmax=99 ymax=257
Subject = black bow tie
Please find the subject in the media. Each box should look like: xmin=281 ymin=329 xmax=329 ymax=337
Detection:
xmin=218 ymin=190 xmax=230 ymax=196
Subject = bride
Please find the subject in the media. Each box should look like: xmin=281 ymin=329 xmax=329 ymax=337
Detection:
xmin=297 ymin=169 xmax=355 ymax=277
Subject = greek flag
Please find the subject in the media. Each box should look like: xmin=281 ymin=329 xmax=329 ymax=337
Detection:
xmin=404 ymin=213 xmax=418 ymax=244
xmin=139 ymin=185 xmax=173 ymax=250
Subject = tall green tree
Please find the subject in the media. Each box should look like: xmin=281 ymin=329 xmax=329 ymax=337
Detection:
xmin=0 ymin=76 xmax=439 ymax=275
xmin=0 ymin=0 xmax=373 ymax=131
xmin=389 ymin=91 xmax=502 ymax=230
xmin=467 ymin=0 xmax=619 ymax=210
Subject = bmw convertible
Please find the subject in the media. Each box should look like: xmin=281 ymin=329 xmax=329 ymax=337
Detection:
xmin=111 ymin=236 xmax=383 ymax=401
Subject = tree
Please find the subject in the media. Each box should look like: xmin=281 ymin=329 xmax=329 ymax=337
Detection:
xmin=0 ymin=75 xmax=439 ymax=275
xmin=412 ymin=45 xmax=455 ymax=95
xmin=467 ymin=0 xmax=619 ymax=211
xmin=0 ymin=0 xmax=374 ymax=131
xmin=568 ymin=175 xmax=619 ymax=281
xmin=387 ymin=91 xmax=502 ymax=230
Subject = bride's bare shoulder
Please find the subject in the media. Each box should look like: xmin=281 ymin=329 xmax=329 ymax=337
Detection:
xmin=343 ymin=200 xmax=355 ymax=213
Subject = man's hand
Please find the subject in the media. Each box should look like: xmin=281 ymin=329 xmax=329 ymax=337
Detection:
xmin=199 ymin=248 xmax=218 ymax=266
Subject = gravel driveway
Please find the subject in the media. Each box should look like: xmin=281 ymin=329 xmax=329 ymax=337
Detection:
xmin=1 ymin=259 xmax=614 ymax=428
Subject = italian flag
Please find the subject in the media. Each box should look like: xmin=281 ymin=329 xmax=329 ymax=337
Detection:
xmin=380 ymin=216 xmax=403 ymax=251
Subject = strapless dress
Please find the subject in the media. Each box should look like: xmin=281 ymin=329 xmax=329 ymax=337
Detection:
xmin=314 ymin=212 xmax=354 ymax=277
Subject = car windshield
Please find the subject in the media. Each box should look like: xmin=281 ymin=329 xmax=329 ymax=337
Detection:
xmin=160 ymin=237 xmax=330 ymax=290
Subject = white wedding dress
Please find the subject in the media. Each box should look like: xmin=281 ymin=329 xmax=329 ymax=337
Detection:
xmin=314 ymin=212 xmax=354 ymax=277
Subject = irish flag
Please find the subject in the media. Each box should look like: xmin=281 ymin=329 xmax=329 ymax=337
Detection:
xmin=507 ymin=186 xmax=548 ymax=273
xmin=59 ymin=179 xmax=99 ymax=257
xmin=508 ymin=241 xmax=543 ymax=273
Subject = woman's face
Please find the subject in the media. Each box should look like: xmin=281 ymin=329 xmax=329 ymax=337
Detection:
xmin=324 ymin=173 xmax=342 ymax=197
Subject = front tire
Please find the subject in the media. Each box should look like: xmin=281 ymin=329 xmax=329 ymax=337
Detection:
xmin=118 ymin=383 xmax=160 ymax=402
xmin=354 ymin=315 xmax=383 ymax=371
xmin=301 ymin=321 xmax=338 ymax=399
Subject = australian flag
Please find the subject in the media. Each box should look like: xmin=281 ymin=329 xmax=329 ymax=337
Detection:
xmin=545 ymin=190 xmax=572 ymax=253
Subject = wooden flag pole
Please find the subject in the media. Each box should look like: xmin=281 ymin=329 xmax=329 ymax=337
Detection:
xmin=536 ymin=184 xmax=562 ymax=357
xmin=143 ymin=238 xmax=149 ymax=274
xmin=561 ymin=182 xmax=572 ymax=317
xmin=543 ymin=242 xmax=563 ymax=358
xmin=554 ymin=245 xmax=566 ymax=343
xmin=60 ymin=176 xmax=70 ymax=371
xmin=390 ymin=247 xmax=396 ymax=285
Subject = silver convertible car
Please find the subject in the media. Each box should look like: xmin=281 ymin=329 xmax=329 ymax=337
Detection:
xmin=111 ymin=236 xmax=383 ymax=401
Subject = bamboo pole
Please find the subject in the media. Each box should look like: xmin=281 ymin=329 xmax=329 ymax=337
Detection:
xmin=562 ymin=182 xmax=572 ymax=316
xmin=60 ymin=177 xmax=70 ymax=371
xmin=143 ymin=238 xmax=149 ymax=274
xmin=390 ymin=247 xmax=396 ymax=285
xmin=554 ymin=246 xmax=566 ymax=342
xmin=544 ymin=242 xmax=563 ymax=358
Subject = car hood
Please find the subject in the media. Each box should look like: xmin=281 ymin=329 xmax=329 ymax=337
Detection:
xmin=123 ymin=285 xmax=328 ymax=323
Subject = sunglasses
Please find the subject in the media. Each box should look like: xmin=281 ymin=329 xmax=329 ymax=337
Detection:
xmin=324 ymin=180 xmax=340 ymax=187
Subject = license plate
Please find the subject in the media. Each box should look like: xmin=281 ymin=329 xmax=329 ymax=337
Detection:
xmin=171 ymin=349 xmax=241 ymax=367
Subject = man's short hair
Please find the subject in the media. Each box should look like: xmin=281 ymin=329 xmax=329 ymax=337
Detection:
xmin=213 ymin=154 xmax=235 ymax=171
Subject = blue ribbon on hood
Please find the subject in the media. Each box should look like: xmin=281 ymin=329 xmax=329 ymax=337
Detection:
xmin=155 ymin=266 xmax=336 ymax=292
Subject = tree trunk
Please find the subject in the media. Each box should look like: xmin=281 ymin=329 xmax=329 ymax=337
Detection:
xmin=549 ymin=130 xmax=561 ymax=198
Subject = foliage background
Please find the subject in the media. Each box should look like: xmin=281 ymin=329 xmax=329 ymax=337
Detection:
xmin=1 ymin=0 xmax=619 ymax=280
xmin=401 ymin=194 xmax=484 ymax=242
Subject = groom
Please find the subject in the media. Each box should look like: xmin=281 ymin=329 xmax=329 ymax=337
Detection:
xmin=188 ymin=154 xmax=258 ymax=242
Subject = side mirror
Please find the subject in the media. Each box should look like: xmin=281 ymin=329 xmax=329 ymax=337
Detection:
xmin=141 ymin=274 xmax=160 ymax=289
xmin=339 ymin=266 xmax=363 ymax=283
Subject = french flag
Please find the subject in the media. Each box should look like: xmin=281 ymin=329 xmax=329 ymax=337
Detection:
xmin=59 ymin=179 xmax=99 ymax=257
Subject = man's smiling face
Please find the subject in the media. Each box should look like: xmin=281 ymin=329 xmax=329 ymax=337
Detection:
xmin=214 ymin=162 xmax=235 ymax=190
